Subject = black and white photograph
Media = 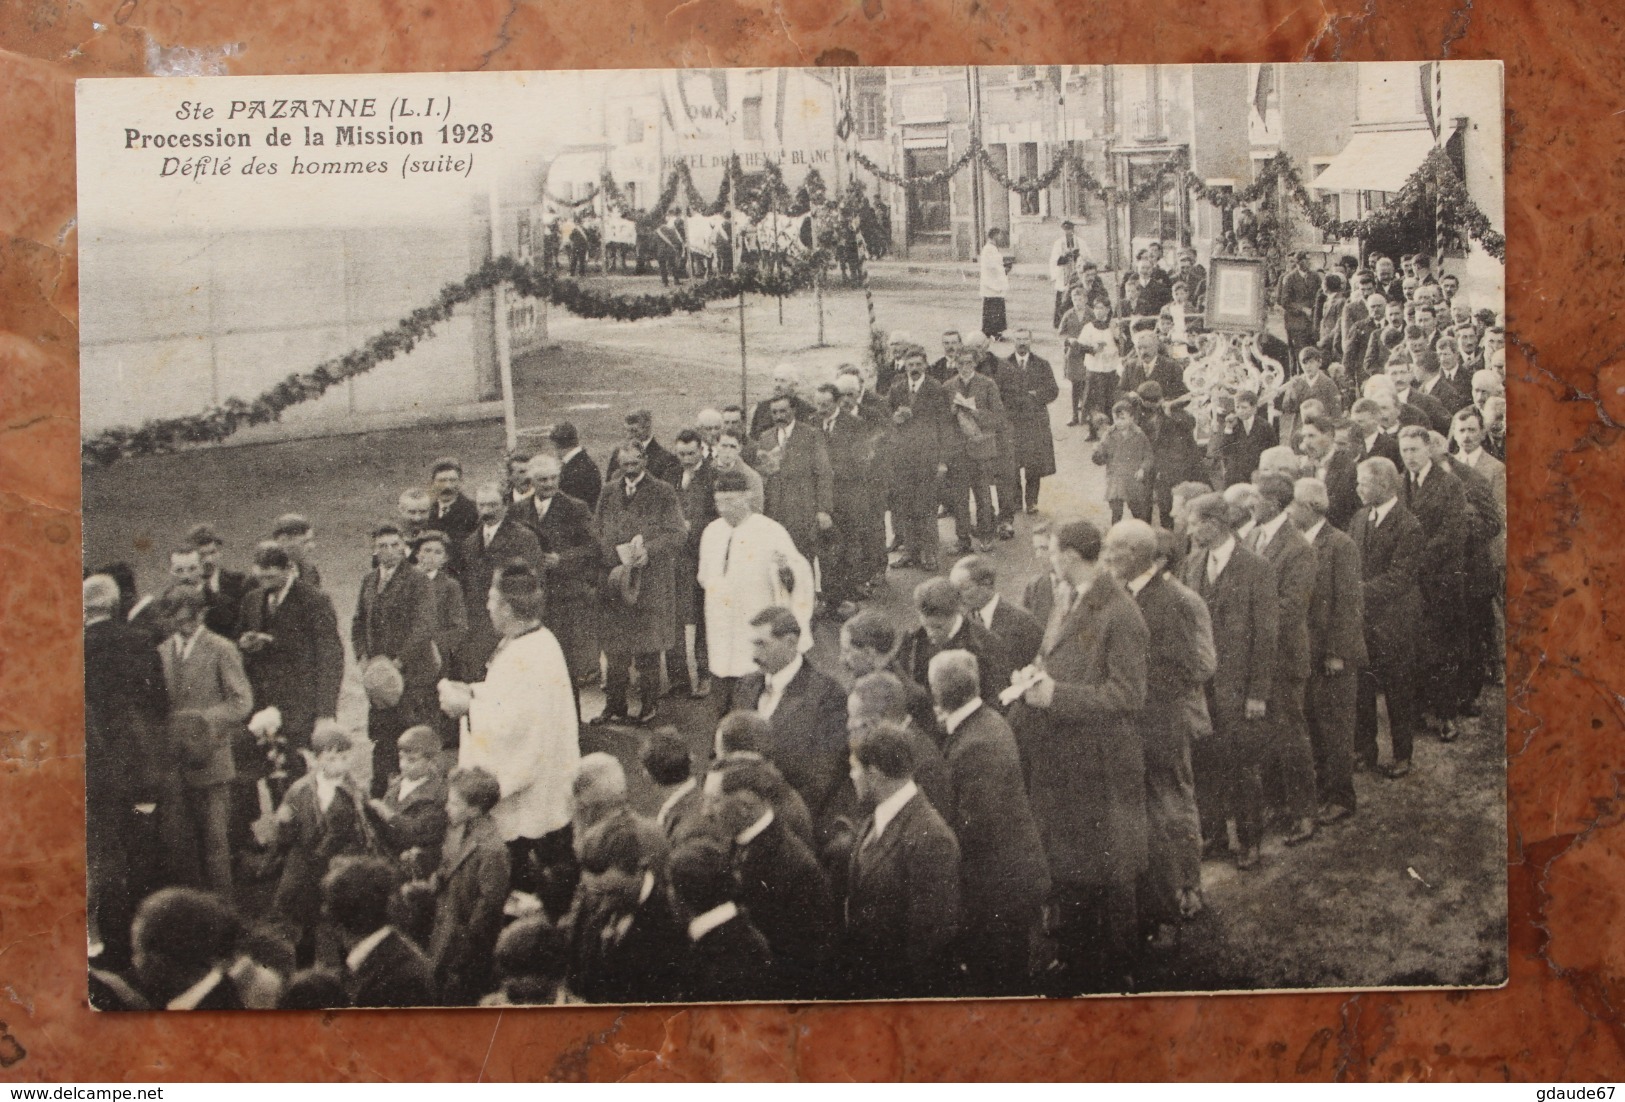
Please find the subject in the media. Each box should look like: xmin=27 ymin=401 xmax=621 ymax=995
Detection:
xmin=77 ymin=61 xmax=1507 ymax=1011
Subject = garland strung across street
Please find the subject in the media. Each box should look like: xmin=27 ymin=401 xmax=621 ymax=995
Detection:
xmin=82 ymin=251 xmax=824 ymax=466
xmin=851 ymin=137 xmax=1505 ymax=263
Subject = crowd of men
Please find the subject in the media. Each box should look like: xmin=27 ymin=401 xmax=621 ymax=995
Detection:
xmin=83 ymin=237 xmax=1505 ymax=1010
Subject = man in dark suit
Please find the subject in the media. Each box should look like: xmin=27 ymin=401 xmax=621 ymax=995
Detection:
xmin=407 ymin=531 xmax=467 ymax=707
xmin=427 ymin=458 xmax=480 ymax=576
xmin=1178 ymin=494 xmax=1277 ymax=871
xmin=1120 ymin=327 xmax=1188 ymax=402
xmin=1211 ymin=390 xmax=1278 ymax=487
xmin=236 ymin=543 xmax=344 ymax=764
xmin=1278 ymin=251 xmax=1321 ymax=364
xmin=928 ymin=650 xmax=1049 ymax=994
xmin=517 ymin=454 xmax=601 ymax=693
xmin=842 ymin=724 xmax=961 ymax=1000
xmin=1247 ymin=472 xmax=1321 ymax=848
xmin=839 ymin=613 xmax=941 ymax=747
xmin=1348 ymin=397 xmax=1404 ymax=468
xmin=749 ymin=365 xmax=816 ymax=438
xmin=641 ymin=732 xmax=704 ymax=845
xmin=352 ymin=523 xmax=438 ymax=796
xmin=606 ymin=409 xmax=682 ymax=487
xmin=1000 ymin=329 xmax=1061 ymax=514
xmin=1297 ymin=414 xmax=1360 ymax=529
xmin=1398 ymin=426 xmax=1471 ymax=741
xmin=886 ymin=347 xmax=951 ymax=570
xmin=185 ymin=525 xmax=251 ymax=639
xmin=669 ymin=837 xmax=776 ymax=1003
xmin=85 ymin=573 xmax=172 ymax=964
xmin=732 ymin=607 xmax=849 ymax=830
xmin=902 ymin=577 xmax=1013 ymax=712
xmin=835 ymin=372 xmax=891 ymax=584
xmin=1448 ymin=407 xmax=1506 ymax=710
xmin=1007 ymin=520 xmax=1149 ymax=989
xmin=1290 ymin=477 xmax=1367 ymax=821
xmin=1136 ymin=383 xmax=1204 ymax=530
xmin=813 ymin=382 xmax=876 ymax=615
xmin=323 ymin=856 xmax=436 ymax=1008
xmin=941 ymin=346 xmax=1007 ymax=553
xmin=457 ymin=484 xmax=544 ymax=681
xmin=708 ymin=787 xmax=833 ymax=999
xmin=667 ymin=431 xmax=716 ymax=696
xmin=1350 ymin=456 xmax=1426 ymax=777
xmin=568 ymin=810 xmax=687 ymax=1003
xmin=845 ymin=671 xmax=952 ymax=832
xmin=1384 ymin=349 xmax=1452 ymax=434
xmin=271 ymin=513 xmax=323 ymax=590
xmin=126 ymin=887 xmax=244 ymax=1010
xmin=755 ymin=392 xmax=835 ymax=568
xmin=948 ymin=553 xmax=1043 ymax=670
xmin=549 ymin=421 xmax=603 ymax=512
xmin=1102 ymin=519 xmax=1215 ymax=947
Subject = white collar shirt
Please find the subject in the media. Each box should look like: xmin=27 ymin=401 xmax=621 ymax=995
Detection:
xmin=976 ymin=594 xmax=1000 ymax=627
xmin=167 ymin=967 xmax=227 ymax=1010
xmin=172 ymin=623 xmax=208 ymax=662
xmin=942 ymin=698 xmax=983 ymax=736
xmin=1206 ymin=535 xmax=1237 ymax=582
xmin=1302 ymin=518 xmax=1327 ymax=545
xmin=1255 ymin=510 xmax=1291 ymax=552
xmin=870 ymin=780 xmax=920 ymax=842
xmin=396 ymin=774 xmax=428 ymax=804
xmin=656 ymin=777 xmax=697 ymax=828
xmin=734 ymin=808 xmax=775 ymax=847
xmin=345 ymin=926 xmax=395 ymax=973
xmin=687 ymin=901 xmax=740 ymax=942
xmin=1126 ymin=566 xmax=1158 ymax=596
xmin=314 ymin=771 xmax=342 ymax=814
xmin=1371 ymin=497 xmax=1399 ymax=527
xmin=757 ymin=655 xmax=803 ymax=718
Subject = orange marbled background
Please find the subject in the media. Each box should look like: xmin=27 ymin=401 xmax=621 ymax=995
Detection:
xmin=2 ymin=0 xmax=1621 ymax=1081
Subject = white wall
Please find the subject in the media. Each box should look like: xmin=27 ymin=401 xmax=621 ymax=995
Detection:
xmin=80 ymin=222 xmax=490 ymax=434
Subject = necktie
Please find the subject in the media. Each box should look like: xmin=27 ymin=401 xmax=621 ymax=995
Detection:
xmin=969 ymin=608 xmax=985 ymax=629
xmin=1370 ymin=508 xmax=1381 ymax=526
xmin=1207 ymin=551 xmax=1221 ymax=585
xmin=778 ymin=428 xmax=789 ymax=448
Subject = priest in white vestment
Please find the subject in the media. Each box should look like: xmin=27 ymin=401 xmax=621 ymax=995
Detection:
xmin=698 ymin=468 xmax=815 ymax=713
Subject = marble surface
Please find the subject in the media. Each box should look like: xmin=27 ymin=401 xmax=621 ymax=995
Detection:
xmin=2 ymin=0 xmax=1621 ymax=1081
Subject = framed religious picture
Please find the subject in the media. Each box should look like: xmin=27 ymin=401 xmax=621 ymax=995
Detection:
xmin=1205 ymin=255 xmax=1269 ymax=332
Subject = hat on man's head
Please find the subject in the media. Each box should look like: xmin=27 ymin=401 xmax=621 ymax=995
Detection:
xmin=186 ymin=523 xmax=223 ymax=548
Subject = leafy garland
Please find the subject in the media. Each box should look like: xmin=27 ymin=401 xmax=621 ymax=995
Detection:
xmin=850 ymin=135 xmax=1506 ymax=263
xmin=542 ymin=185 xmax=600 ymax=210
xmin=83 ymin=251 xmax=826 ymax=466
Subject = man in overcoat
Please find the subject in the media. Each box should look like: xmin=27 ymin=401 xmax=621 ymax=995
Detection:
xmin=1006 ymin=520 xmax=1149 ymax=989
xmin=591 ymin=445 xmax=685 ymax=727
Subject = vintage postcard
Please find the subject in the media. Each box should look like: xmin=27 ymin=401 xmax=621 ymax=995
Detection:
xmin=77 ymin=62 xmax=1506 ymax=1010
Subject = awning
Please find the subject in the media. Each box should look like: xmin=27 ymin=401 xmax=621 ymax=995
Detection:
xmin=1311 ymin=128 xmax=1436 ymax=193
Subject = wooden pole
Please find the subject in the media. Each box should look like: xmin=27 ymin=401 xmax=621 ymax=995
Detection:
xmin=738 ymin=287 xmax=749 ymax=411
xmin=491 ymin=187 xmax=518 ymax=450
xmin=815 ymin=268 xmax=826 ymax=346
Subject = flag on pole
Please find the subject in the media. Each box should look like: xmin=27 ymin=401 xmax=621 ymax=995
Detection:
xmin=1253 ymin=64 xmax=1274 ymax=125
